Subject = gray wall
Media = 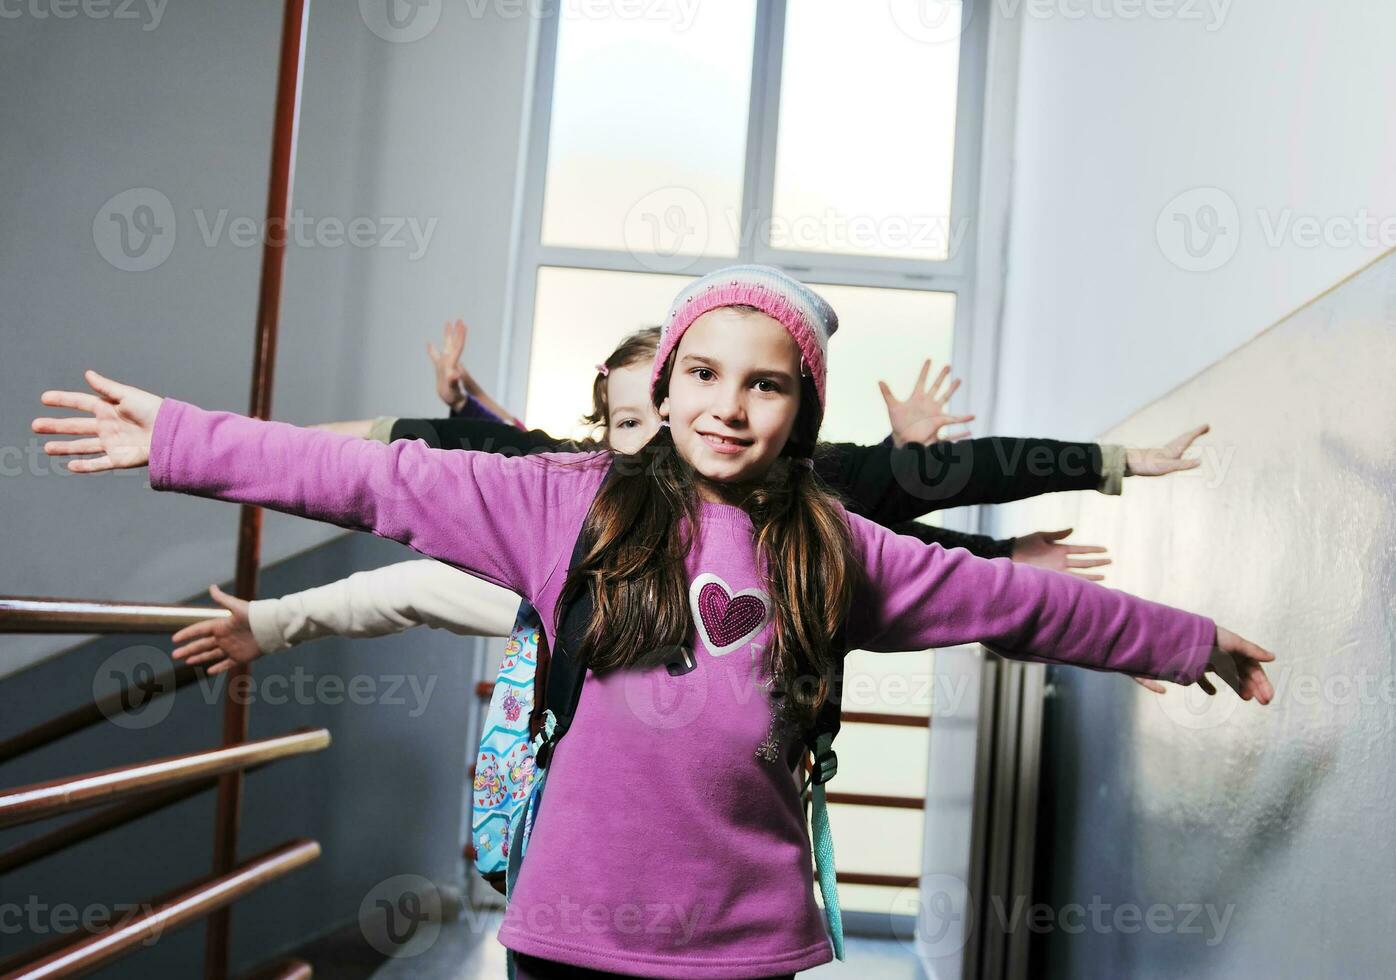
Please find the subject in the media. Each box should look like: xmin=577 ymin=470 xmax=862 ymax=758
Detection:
xmin=1 ymin=1 xmax=533 ymax=974
xmin=1002 ymin=251 xmax=1396 ymax=977
xmin=0 ymin=0 xmax=535 ymax=675
xmin=0 ymin=533 xmax=500 ymax=975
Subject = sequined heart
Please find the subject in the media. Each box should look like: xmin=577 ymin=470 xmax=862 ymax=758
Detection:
xmin=690 ymin=573 xmax=770 ymax=656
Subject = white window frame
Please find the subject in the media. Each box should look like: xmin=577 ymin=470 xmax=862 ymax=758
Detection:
xmin=499 ymin=0 xmax=996 ymax=534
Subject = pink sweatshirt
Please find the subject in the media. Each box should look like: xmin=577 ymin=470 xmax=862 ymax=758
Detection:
xmin=148 ymin=400 xmax=1214 ymax=978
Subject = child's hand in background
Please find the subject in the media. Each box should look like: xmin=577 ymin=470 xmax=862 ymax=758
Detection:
xmin=1011 ymin=528 xmax=1111 ymax=581
xmin=427 ymin=318 xmax=476 ymax=411
xmin=171 ymin=585 xmax=263 ymax=676
xmin=878 ymin=358 xmax=976 ymax=447
xmin=1125 ymin=424 xmax=1210 ymax=477
xmin=34 ymin=370 xmax=161 ymax=472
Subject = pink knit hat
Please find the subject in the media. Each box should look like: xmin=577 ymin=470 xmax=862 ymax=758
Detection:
xmin=649 ymin=264 xmax=839 ymax=410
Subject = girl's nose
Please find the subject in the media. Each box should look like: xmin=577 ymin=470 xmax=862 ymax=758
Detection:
xmin=711 ymin=383 xmax=746 ymax=425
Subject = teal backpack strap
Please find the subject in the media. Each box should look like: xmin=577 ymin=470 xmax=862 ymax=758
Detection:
xmin=805 ymin=730 xmax=844 ymax=960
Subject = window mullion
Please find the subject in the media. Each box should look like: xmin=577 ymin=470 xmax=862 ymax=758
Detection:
xmin=741 ymin=0 xmax=786 ymax=268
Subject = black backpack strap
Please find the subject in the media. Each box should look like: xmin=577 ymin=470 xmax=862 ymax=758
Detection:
xmin=533 ymin=460 xmax=615 ymax=769
xmin=805 ymin=624 xmax=849 ymax=787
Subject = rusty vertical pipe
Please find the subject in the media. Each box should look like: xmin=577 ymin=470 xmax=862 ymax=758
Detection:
xmin=204 ymin=0 xmax=310 ymax=976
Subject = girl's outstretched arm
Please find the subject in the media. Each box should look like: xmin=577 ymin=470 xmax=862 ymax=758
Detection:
xmin=33 ymin=372 xmax=603 ymax=601
xmin=170 ymin=561 xmax=518 ymax=675
xmin=846 ymin=512 xmax=1273 ymax=701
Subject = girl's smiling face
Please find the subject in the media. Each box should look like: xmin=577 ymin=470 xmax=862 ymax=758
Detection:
xmin=658 ymin=306 xmax=803 ymax=497
xmin=604 ymin=362 xmax=663 ymax=455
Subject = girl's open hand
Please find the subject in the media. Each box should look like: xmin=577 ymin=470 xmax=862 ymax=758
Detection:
xmin=33 ymin=370 xmax=161 ymax=472
xmin=171 ymin=585 xmax=262 ymax=675
xmin=1129 ymin=625 xmax=1275 ymax=699
xmin=878 ymin=358 xmax=976 ymax=448
xmin=427 ymin=318 xmax=476 ymax=410
xmin=1125 ymin=424 xmax=1209 ymax=477
xmin=1196 ymin=626 xmax=1275 ymax=703
xmin=1011 ymin=528 xmax=1111 ymax=581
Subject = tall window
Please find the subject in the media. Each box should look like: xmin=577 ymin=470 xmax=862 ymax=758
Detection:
xmin=507 ymin=0 xmax=988 ymax=920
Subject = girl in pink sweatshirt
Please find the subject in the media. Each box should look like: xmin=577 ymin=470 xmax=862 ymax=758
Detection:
xmin=33 ymin=265 xmax=1272 ymax=980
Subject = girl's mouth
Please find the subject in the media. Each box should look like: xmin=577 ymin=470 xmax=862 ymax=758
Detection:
xmin=698 ymin=431 xmax=752 ymax=455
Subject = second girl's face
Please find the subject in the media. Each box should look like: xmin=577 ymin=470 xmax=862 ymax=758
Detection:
xmin=659 ymin=307 xmax=802 ymax=493
xmin=605 ymin=362 xmax=663 ymax=455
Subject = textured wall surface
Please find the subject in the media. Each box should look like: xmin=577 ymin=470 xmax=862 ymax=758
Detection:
xmin=1003 ymin=252 xmax=1396 ymax=978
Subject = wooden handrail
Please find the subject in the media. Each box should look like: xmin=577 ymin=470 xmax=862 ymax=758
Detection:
xmin=0 ymin=759 xmax=275 ymax=877
xmin=0 ymin=838 xmax=320 ymax=979
xmin=0 ymin=665 xmax=202 ymax=766
xmin=0 ymin=596 xmax=229 ymax=635
xmin=0 ymin=728 xmax=330 ymax=830
xmin=236 ymin=960 xmax=313 ymax=980
xmin=825 ymin=791 xmax=924 ymax=810
xmin=836 ymin=871 xmax=918 ymax=888
xmin=840 ymin=711 xmax=930 ymax=728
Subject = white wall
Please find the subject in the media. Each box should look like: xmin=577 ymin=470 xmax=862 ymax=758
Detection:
xmin=0 ymin=2 xmax=536 ymax=675
xmin=991 ymin=0 xmax=1396 ymax=444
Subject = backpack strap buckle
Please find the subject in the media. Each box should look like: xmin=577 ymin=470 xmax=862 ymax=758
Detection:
xmin=806 ymin=730 xmax=838 ymax=787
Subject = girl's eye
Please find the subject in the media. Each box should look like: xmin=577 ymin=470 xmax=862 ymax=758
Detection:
xmin=691 ymin=367 xmax=715 ymax=382
xmin=754 ymin=379 xmax=781 ymax=393
xmin=616 ymin=419 xmax=637 ymax=429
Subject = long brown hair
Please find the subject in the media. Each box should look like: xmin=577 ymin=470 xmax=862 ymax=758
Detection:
xmin=560 ymin=319 xmax=864 ymax=731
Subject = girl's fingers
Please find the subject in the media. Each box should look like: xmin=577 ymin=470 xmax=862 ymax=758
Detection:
xmin=83 ymin=370 xmax=130 ymax=402
xmin=172 ymin=636 xmax=221 ymax=660
xmin=927 ymin=363 xmax=950 ymax=398
xmin=184 ymin=649 xmax=228 ymax=666
xmin=207 ymin=659 xmax=240 ymax=676
xmin=44 ymin=438 xmax=105 ymax=456
xmin=39 ymin=390 xmax=103 ymax=414
xmin=1133 ymin=676 xmax=1166 ymax=694
xmin=1197 ymin=674 xmax=1217 ymax=696
xmin=1071 ymin=572 xmax=1106 ymax=582
xmin=32 ymin=415 xmax=99 ymax=435
xmin=1066 ymin=556 xmax=1112 ymax=569
xmin=943 ymin=377 xmax=962 ymax=402
xmin=946 ymin=413 xmax=975 ymax=426
xmin=1044 ymin=528 xmax=1073 ymax=541
xmin=944 ymin=430 xmax=972 ymax=441
xmin=878 ymin=380 xmax=897 ymax=409
xmin=1065 ymin=544 xmax=1108 ymax=554
xmin=913 ymin=359 xmax=931 ymax=395
xmin=1168 ymin=423 xmax=1210 ymax=454
xmin=64 ymin=456 xmax=115 ymax=474
xmin=171 ymin=620 xmax=215 ymax=644
xmin=1165 ymin=457 xmax=1201 ymax=471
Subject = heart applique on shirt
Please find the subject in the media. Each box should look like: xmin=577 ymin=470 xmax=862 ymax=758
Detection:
xmin=690 ymin=573 xmax=771 ymax=657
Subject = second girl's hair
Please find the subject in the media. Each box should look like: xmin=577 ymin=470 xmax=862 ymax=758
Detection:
xmin=580 ymin=326 xmax=661 ymax=433
xmin=559 ymin=319 xmax=864 ymax=732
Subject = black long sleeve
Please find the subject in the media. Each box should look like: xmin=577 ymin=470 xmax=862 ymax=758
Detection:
xmin=889 ymin=521 xmax=1016 ymax=560
xmin=390 ymin=419 xmax=1100 ymax=537
xmin=814 ymin=437 xmax=1103 ymax=527
xmin=389 ymin=417 xmax=564 ymax=455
